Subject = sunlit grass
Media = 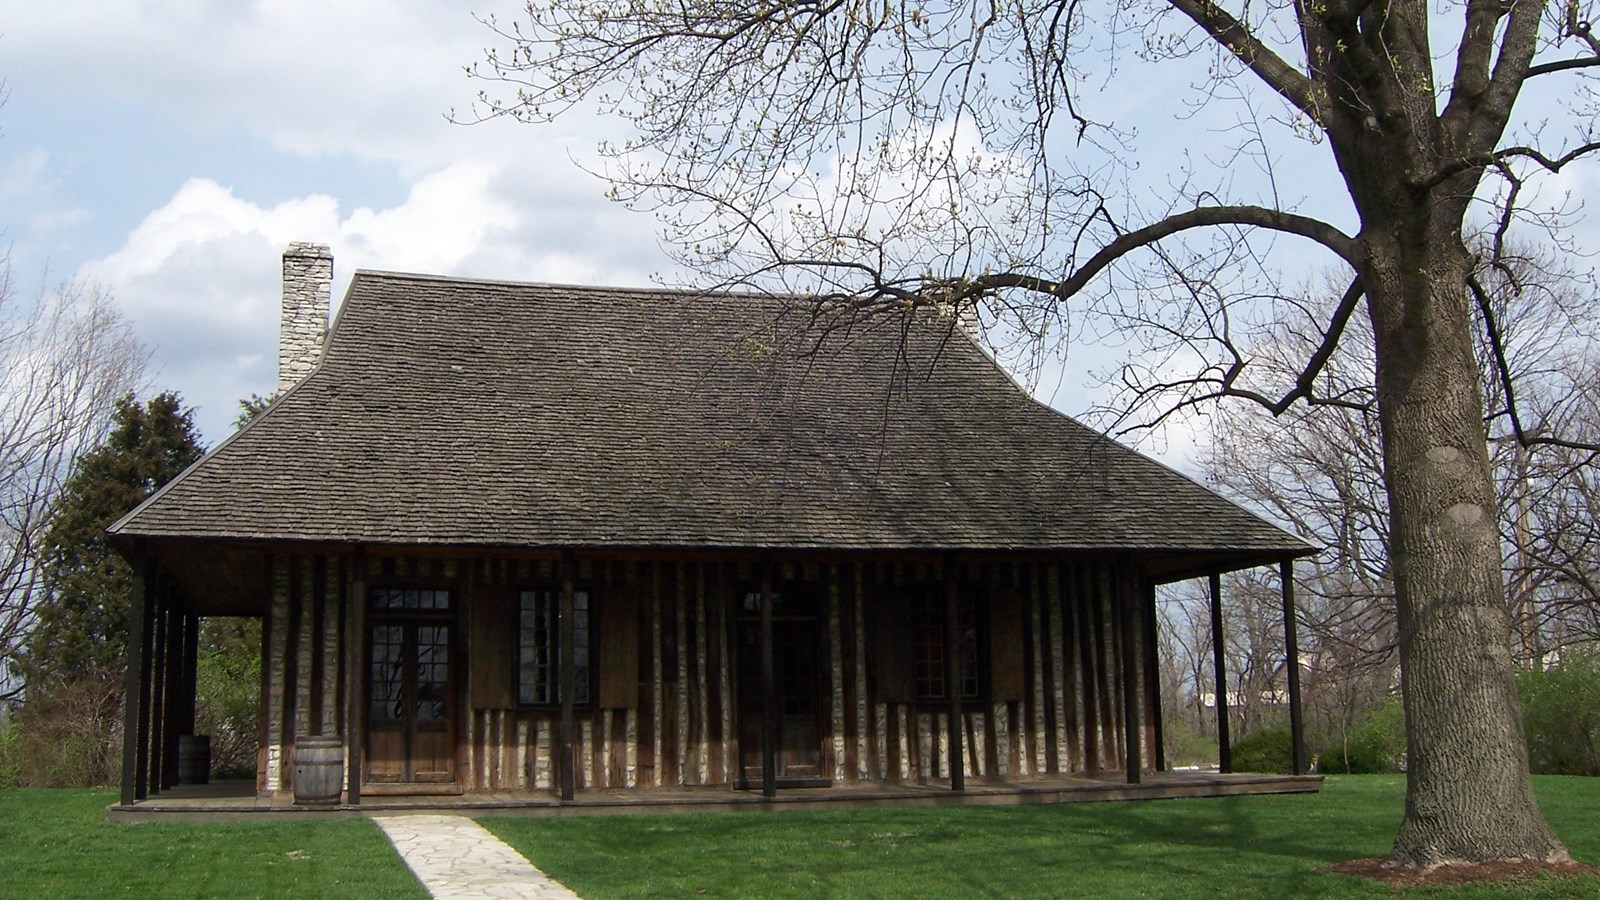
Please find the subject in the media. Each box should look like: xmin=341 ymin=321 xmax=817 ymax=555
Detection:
xmin=483 ymin=775 xmax=1600 ymax=898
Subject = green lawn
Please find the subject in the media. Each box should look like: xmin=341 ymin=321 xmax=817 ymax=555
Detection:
xmin=481 ymin=776 xmax=1600 ymax=898
xmin=0 ymin=789 xmax=424 ymax=898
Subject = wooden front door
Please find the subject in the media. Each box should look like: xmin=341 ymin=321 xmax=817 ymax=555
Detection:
xmin=737 ymin=617 xmax=823 ymax=781
xmin=367 ymin=618 xmax=454 ymax=783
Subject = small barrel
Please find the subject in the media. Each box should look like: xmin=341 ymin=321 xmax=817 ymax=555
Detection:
xmin=177 ymin=734 xmax=211 ymax=785
xmin=292 ymin=735 xmax=345 ymax=806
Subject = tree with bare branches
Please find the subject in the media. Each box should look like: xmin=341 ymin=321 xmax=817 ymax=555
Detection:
xmin=0 ymin=266 xmax=147 ymax=702
xmin=469 ymin=0 xmax=1600 ymax=865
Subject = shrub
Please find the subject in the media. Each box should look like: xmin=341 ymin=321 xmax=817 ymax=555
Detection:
xmin=11 ymin=675 xmax=123 ymax=787
xmin=1318 ymin=698 xmax=1406 ymax=774
xmin=1230 ymin=727 xmax=1294 ymax=774
xmin=1518 ymin=653 xmax=1600 ymax=776
xmin=0 ymin=709 xmax=21 ymax=788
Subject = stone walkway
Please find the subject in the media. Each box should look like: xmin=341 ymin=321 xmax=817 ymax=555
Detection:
xmin=373 ymin=813 xmax=581 ymax=899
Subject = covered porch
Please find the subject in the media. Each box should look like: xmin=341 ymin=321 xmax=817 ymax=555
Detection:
xmin=108 ymin=768 xmax=1322 ymax=821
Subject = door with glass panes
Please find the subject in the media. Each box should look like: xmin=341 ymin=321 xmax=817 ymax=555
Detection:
xmin=367 ymin=588 xmax=455 ymax=784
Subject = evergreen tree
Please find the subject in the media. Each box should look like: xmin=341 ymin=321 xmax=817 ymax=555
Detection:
xmin=14 ymin=392 xmax=204 ymax=688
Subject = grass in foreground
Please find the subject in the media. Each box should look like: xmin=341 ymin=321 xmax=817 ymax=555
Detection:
xmin=0 ymin=789 xmax=424 ymax=899
xmin=482 ymin=775 xmax=1600 ymax=898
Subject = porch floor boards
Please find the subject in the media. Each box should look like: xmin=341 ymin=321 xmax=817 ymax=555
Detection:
xmin=107 ymin=771 xmax=1321 ymax=821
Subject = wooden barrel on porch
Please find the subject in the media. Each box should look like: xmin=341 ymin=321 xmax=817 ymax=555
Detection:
xmin=177 ymin=734 xmax=210 ymax=785
xmin=292 ymin=736 xmax=344 ymax=806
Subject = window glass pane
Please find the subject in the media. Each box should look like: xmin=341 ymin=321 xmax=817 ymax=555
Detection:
xmin=371 ymin=587 xmax=452 ymax=611
xmin=415 ymin=625 xmax=449 ymax=721
xmin=370 ymin=624 xmax=405 ymax=721
xmin=518 ymin=589 xmax=591 ymax=704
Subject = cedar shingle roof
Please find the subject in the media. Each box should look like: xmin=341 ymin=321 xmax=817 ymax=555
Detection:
xmin=111 ymin=271 xmax=1309 ymax=556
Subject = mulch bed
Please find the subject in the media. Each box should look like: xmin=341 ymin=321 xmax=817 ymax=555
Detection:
xmin=1326 ymin=857 xmax=1600 ymax=888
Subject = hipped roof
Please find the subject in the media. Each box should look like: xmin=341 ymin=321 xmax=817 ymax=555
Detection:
xmin=111 ymin=271 xmax=1310 ymax=562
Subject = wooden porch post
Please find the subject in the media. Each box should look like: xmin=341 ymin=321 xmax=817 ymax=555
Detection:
xmin=560 ymin=550 xmax=577 ymax=802
xmin=943 ymin=555 xmax=964 ymax=791
xmin=148 ymin=593 xmax=168 ymax=794
xmin=760 ymin=555 xmax=776 ymax=798
xmin=1208 ymin=571 xmax=1232 ymax=773
xmin=1279 ymin=558 xmax=1306 ymax=776
xmin=345 ymin=550 xmax=366 ymax=804
xmin=160 ymin=604 xmax=186 ymax=789
xmin=1121 ymin=564 xmax=1142 ymax=785
xmin=120 ymin=556 xmax=152 ymax=806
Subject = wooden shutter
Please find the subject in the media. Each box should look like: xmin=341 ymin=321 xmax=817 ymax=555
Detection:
xmin=869 ymin=588 xmax=915 ymax=702
xmin=598 ymin=589 xmax=639 ymax=709
xmin=989 ymin=586 xmax=1026 ymax=702
xmin=469 ymin=585 xmax=515 ymax=709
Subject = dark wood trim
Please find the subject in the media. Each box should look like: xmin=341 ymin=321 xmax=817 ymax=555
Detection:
xmin=161 ymin=603 xmax=184 ymax=788
xmin=1121 ymin=563 xmax=1142 ymax=785
xmin=149 ymin=594 xmax=168 ymax=794
xmin=1208 ymin=571 xmax=1232 ymax=773
xmin=346 ymin=548 xmax=366 ymax=803
xmin=1280 ymin=558 xmax=1306 ymax=776
xmin=283 ymin=556 xmax=302 ymax=761
xmin=310 ymin=556 xmax=327 ymax=733
xmin=760 ymin=555 xmax=776 ymax=798
xmin=559 ymin=550 xmax=576 ymax=801
xmin=943 ymin=555 xmax=964 ymax=791
xmin=120 ymin=556 xmax=152 ymax=805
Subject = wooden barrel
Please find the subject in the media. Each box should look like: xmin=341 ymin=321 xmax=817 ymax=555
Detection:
xmin=177 ymin=734 xmax=210 ymax=785
xmin=292 ymin=736 xmax=344 ymax=806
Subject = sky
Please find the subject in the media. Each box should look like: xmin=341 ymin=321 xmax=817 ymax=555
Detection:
xmin=2 ymin=2 xmax=1593 ymax=467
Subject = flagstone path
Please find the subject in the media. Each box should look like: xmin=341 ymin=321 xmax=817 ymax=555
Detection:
xmin=373 ymin=813 xmax=581 ymax=899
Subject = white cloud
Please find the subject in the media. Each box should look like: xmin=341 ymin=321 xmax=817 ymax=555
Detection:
xmin=80 ymin=148 xmax=670 ymax=444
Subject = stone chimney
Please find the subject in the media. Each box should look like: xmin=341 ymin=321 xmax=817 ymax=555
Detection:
xmin=279 ymin=242 xmax=333 ymax=392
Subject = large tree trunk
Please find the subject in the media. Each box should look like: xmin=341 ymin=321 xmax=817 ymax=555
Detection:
xmin=1363 ymin=231 xmax=1567 ymax=866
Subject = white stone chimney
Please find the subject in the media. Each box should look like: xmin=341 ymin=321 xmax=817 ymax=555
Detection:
xmin=279 ymin=242 xmax=333 ymax=392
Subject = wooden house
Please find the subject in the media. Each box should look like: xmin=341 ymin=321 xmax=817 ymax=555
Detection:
xmin=110 ymin=243 xmax=1313 ymax=808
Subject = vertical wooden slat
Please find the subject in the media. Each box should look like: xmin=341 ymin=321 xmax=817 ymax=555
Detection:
xmin=1209 ymin=571 xmax=1233 ymax=773
xmin=650 ymin=563 xmax=663 ymax=787
xmin=1281 ymin=558 xmax=1307 ymax=776
xmin=309 ymin=557 xmax=326 ymax=734
xmin=346 ymin=549 xmax=366 ymax=804
xmin=120 ymin=556 xmax=151 ymax=806
xmin=829 ymin=568 xmax=846 ymax=782
xmin=943 ymin=556 xmax=963 ymax=791
xmin=854 ymin=564 xmax=871 ymax=781
xmin=760 ymin=555 xmax=776 ymax=798
xmin=160 ymin=603 xmax=184 ymax=789
xmin=148 ymin=597 xmax=168 ymax=794
xmin=694 ymin=562 xmax=709 ymax=785
xmin=1120 ymin=563 xmax=1142 ymax=784
xmin=1048 ymin=564 xmax=1068 ymax=774
xmin=674 ymin=563 xmax=689 ymax=786
xmin=1028 ymin=565 xmax=1046 ymax=774
xmin=559 ymin=551 xmax=576 ymax=801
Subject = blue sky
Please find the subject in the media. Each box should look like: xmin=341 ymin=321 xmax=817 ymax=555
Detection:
xmin=3 ymin=1 xmax=1593 ymax=462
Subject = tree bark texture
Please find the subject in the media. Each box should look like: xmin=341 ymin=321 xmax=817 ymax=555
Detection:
xmin=1362 ymin=228 xmax=1566 ymax=865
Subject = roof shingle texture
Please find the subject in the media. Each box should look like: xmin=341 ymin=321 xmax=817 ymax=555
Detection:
xmin=113 ymin=272 xmax=1307 ymax=553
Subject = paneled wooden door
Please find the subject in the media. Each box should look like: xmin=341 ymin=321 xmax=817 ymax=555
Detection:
xmin=737 ymin=617 xmax=823 ymax=782
xmin=366 ymin=618 xmax=454 ymax=783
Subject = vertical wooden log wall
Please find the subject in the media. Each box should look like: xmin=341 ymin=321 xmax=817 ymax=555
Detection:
xmin=252 ymin=553 xmax=1163 ymax=796
xmin=259 ymin=553 xmax=350 ymax=795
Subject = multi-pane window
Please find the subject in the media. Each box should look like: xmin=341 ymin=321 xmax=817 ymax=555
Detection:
xmin=518 ymin=589 xmax=590 ymax=705
xmin=371 ymin=588 xmax=451 ymax=611
xmin=913 ymin=591 xmax=982 ymax=701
